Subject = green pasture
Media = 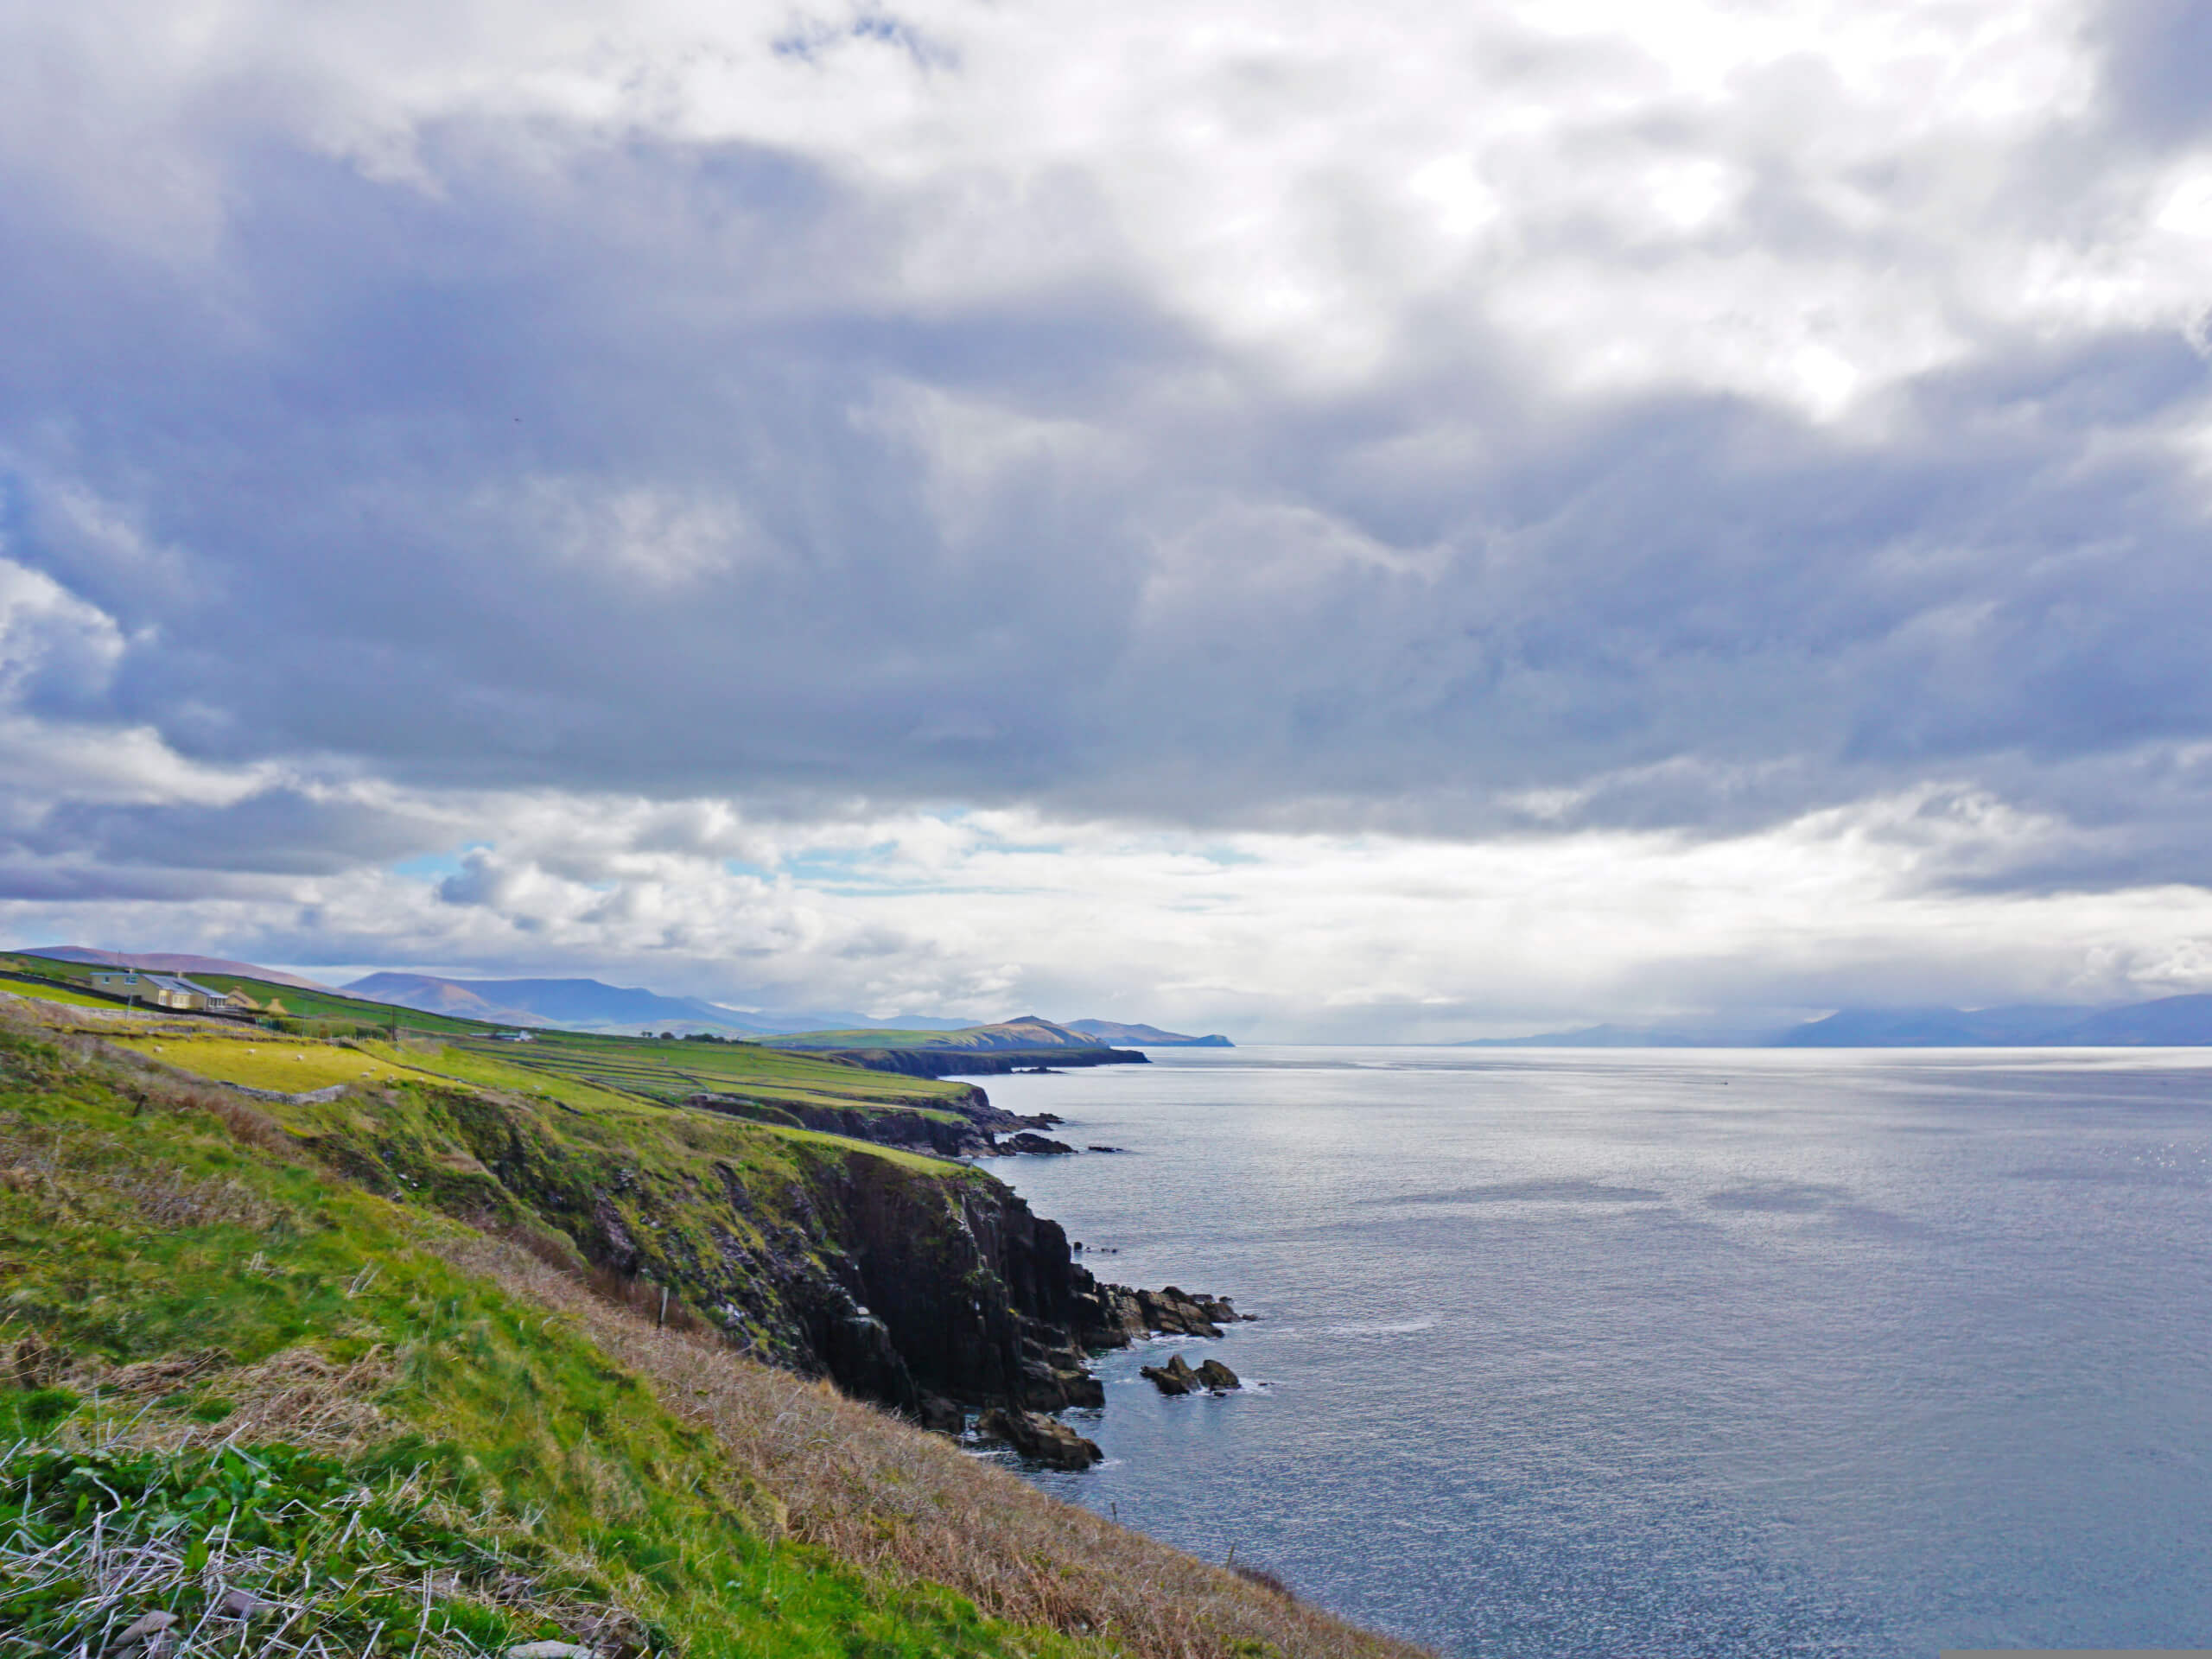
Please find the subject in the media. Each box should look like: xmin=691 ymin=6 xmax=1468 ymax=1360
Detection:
xmin=0 ymin=1024 xmax=1080 ymax=1659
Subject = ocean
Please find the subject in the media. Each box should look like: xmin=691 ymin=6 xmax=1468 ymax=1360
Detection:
xmin=974 ymin=1046 xmax=2212 ymax=1658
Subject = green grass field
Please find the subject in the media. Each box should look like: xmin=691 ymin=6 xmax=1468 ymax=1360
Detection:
xmin=0 ymin=1026 xmax=1091 ymax=1659
xmin=184 ymin=972 xmax=492 ymax=1033
xmin=0 ymin=1017 xmax=1416 ymax=1659
xmin=108 ymin=1035 xmax=415 ymax=1093
xmin=0 ymin=957 xmax=988 ymax=1160
xmin=453 ymin=1031 xmax=978 ymax=1117
xmin=0 ymin=974 xmax=123 ymax=1010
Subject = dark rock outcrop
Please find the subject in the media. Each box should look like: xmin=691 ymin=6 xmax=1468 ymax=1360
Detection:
xmin=1196 ymin=1357 xmax=1240 ymax=1390
xmin=1141 ymin=1354 xmax=1200 ymax=1395
xmin=1000 ymin=1131 xmax=1076 ymax=1155
xmin=688 ymin=1094 xmax=996 ymax=1157
xmin=1086 ymin=1284 xmax=1247 ymax=1342
xmin=916 ymin=1394 xmax=966 ymax=1435
xmin=283 ymin=1075 xmax=1244 ymax=1440
xmin=1140 ymin=1353 xmax=1240 ymax=1395
xmin=978 ymin=1406 xmax=1103 ymax=1469
xmin=686 ymin=1081 xmax=1062 ymax=1159
xmin=811 ymin=1046 xmax=1148 ymax=1079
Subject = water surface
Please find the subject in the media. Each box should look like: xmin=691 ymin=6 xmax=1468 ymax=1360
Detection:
xmin=976 ymin=1046 xmax=2212 ymax=1658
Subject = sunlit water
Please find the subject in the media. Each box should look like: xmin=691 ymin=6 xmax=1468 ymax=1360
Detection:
xmin=969 ymin=1046 xmax=2212 ymax=1658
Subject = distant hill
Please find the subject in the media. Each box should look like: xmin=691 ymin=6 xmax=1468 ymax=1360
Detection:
xmin=1474 ymin=995 xmax=2212 ymax=1048
xmin=339 ymin=971 xmax=981 ymax=1038
xmin=1065 ymin=1019 xmax=1231 ymax=1046
xmin=23 ymin=946 xmax=335 ymax=992
xmin=1773 ymin=1005 xmax=2105 ymax=1046
xmin=766 ymin=1017 xmax=1113 ymax=1053
xmin=344 ymin=973 xmax=785 ymax=1034
xmin=2058 ymin=995 xmax=2212 ymax=1045
xmin=338 ymin=973 xmax=560 ymax=1027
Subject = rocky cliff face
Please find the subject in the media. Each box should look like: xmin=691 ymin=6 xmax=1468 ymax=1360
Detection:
xmin=683 ymin=1085 xmax=1062 ymax=1160
xmin=273 ymin=1077 xmax=1233 ymax=1422
xmin=807 ymin=1046 xmax=1148 ymax=1079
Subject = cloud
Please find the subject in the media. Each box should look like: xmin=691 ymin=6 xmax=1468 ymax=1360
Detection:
xmin=6 ymin=0 xmax=2212 ymax=1028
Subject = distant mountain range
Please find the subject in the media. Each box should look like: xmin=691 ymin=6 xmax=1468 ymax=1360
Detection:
xmin=1470 ymin=994 xmax=2212 ymax=1047
xmin=23 ymin=946 xmax=336 ymax=992
xmin=342 ymin=972 xmax=773 ymax=1033
xmin=20 ymin=944 xmax=1229 ymax=1045
xmin=338 ymin=973 xmax=982 ymax=1037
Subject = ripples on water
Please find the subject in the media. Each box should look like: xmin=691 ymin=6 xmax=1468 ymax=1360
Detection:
xmin=976 ymin=1047 xmax=2212 ymax=1658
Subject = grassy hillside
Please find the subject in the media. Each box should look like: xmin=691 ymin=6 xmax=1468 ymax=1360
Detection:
xmin=457 ymin=1030 xmax=981 ymax=1115
xmin=0 ymin=966 xmax=995 ymax=1145
xmin=105 ymin=1034 xmax=416 ymax=1093
xmin=0 ymin=1005 xmax=1421 ymax=1659
xmin=188 ymin=973 xmax=493 ymax=1034
xmin=0 ymin=954 xmax=493 ymax=1036
xmin=0 ymin=973 xmax=124 ymax=1011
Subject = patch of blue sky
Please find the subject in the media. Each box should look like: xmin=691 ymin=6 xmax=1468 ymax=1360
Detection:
xmin=391 ymin=843 xmax=488 ymax=880
xmin=781 ymin=844 xmax=899 ymax=879
xmin=720 ymin=837 xmax=1062 ymax=897
xmin=1195 ymin=845 xmax=1261 ymax=867
xmin=771 ymin=10 xmax=953 ymax=69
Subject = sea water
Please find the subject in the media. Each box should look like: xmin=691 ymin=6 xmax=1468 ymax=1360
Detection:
xmin=975 ymin=1046 xmax=2212 ymax=1658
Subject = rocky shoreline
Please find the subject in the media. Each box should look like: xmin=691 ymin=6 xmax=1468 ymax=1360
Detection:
xmin=966 ymin=1284 xmax=1250 ymax=1468
xmin=310 ymin=1068 xmax=1236 ymax=1477
xmin=684 ymin=1084 xmax=1068 ymax=1159
xmin=811 ymin=1045 xmax=1150 ymax=1080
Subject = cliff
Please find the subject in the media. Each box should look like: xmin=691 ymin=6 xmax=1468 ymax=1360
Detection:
xmin=0 ymin=1009 xmax=1420 ymax=1659
xmin=811 ymin=1045 xmax=1148 ymax=1078
xmin=253 ymin=1071 xmax=1208 ymax=1417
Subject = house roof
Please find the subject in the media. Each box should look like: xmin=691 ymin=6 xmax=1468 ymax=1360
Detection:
xmin=89 ymin=969 xmax=233 ymax=1000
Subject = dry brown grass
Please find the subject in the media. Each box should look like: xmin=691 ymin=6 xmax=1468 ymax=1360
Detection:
xmin=2 ymin=1339 xmax=398 ymax=1457
xmin=0 ymin=1118 xmax=285 ymax=1232
xmin=107 ymin=1345 xmax=397 ymax=1452
xmin=438 ymin=1237 xmax=1431 ymax=1659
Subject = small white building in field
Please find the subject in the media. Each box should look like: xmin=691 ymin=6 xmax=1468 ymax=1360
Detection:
xmin=88 ymin=972 xmax=245 ymax=1013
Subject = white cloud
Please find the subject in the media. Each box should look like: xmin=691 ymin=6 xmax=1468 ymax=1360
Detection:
xmin=9 ymin=776 xmax=2212 ymax=1037
xmin=7 ymin=0 xmax=2212 ymax=1027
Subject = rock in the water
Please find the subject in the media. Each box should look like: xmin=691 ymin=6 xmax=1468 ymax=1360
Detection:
xmin=1141 ymin=1287 xmax=1221 ymax=1338
xmin=1141 ymin=1353 xmax=1201 ymax=1395
xmin=979 ymin=1406 xmax=1103 ymax=1469
xmin=1021 ymin=1355 xmax=1105 ymax=1410
xmin=1195 ymin=1357 xmax=1240 ymax=1391
xmin=1001 ymin=1131 xmax=1077 ymax=1154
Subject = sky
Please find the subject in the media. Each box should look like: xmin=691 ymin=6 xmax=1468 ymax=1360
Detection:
xmin=6 ymin=0 xmax=2212 ymax=1039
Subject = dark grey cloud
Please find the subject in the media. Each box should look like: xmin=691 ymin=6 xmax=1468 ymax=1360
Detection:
xmin=31 ymin=790 xmax=436 ymax=875
xmin=2096 ymin=0 xmax=2212 ymax=144
xmin=6 ymin=0 xmax=2212 ymax=918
